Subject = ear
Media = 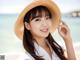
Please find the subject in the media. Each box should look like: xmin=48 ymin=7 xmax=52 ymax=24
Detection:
xmin=24 ymin=22 xmax=31 ymax=30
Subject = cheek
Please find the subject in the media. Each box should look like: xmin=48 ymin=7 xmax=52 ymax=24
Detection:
xmin=29 ymin=23 xmax=42 ymax=36
xmin=30 ymin=22 xmax=40 ymax=32
xmin=47 ymin=21 xmax=52 ymax=32
xmin=47 ymin=20 xmax=52 ymax=27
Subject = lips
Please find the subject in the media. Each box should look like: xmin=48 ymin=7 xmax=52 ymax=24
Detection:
xmin=40 ymin=28 xmax=48 ymax=32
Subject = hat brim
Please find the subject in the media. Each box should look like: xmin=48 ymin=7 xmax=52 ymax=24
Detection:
xmin=15 ymin=0 xmax=61 ymax=40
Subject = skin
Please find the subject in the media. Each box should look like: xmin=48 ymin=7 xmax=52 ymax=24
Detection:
xmin=25 ymin=12 xmax=52 ymax=57
xmin=25 ymin=12 xmax=76 ymax=60
xmin=58 ymin=21 xmax=76 ymax=60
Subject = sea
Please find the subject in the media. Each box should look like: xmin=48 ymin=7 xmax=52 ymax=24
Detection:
xmin=0 ymin=14 xmax=80 ymax=59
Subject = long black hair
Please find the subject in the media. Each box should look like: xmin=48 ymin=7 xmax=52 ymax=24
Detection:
xmin=23 ymin=6 xmax=67 ymax=60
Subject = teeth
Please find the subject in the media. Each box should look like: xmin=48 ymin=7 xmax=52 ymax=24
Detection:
xmin=43 ymin=30 xmax=47 ymax=31
xmin=40 ymin=29 xmax=48 ymax=32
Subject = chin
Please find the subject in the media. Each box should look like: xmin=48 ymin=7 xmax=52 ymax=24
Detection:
xmin=41 ymin=34 xmax=49 ymax=38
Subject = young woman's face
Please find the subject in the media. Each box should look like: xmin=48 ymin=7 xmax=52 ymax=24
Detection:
xmin=26 ymin=11 xmax=52 ymax=38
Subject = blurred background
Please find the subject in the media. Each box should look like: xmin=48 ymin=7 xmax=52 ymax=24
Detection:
xmin=0 ymin=0 xmax=80 ymax=60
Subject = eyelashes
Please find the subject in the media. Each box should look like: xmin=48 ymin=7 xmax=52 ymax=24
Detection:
xmin=46 ymin=16 xmax=50 ymax=20
xmin=35 ymin=19 xmax=41 ymax=21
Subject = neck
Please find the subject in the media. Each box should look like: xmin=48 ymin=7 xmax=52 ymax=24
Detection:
xmin=33 ymin=36 xmax=47 ymax=46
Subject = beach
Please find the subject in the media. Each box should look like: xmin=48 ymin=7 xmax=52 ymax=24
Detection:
xmin=0 ymin=14 xmax=80 ymax=60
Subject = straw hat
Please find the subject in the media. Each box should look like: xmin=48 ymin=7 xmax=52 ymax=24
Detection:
xmin=15 ymin=0 xmax=61 ymax=40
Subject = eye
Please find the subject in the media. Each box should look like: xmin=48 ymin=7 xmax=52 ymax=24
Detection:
xmin=46 ymin=16 xmax=50 ymax=20
xmin=35 ymin=18 xmax=41 ymax=21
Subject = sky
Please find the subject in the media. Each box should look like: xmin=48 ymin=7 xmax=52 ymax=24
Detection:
xmin=0 ymin=0 xmax=80 ymax=14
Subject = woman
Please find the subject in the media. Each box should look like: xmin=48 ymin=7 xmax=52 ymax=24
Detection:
xmin=15 ymin=0 xmax=76 ymax=60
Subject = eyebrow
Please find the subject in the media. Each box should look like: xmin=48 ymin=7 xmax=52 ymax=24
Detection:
xmin=34 ymin=16 xmax=41 ymax=18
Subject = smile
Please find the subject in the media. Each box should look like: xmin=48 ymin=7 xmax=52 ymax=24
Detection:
xmin=40 ymin=28 xmax=48 ymax=32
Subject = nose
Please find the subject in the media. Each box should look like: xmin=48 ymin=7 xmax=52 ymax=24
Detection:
xmin=41 ymin=18 xmax=48 ymax=27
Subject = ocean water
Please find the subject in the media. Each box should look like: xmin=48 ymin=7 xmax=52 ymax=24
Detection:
xmin=0 ymin=14 xmax=80 ymax=59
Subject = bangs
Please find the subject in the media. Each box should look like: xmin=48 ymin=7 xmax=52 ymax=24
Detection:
xmin=24 ymin=6 xmax=52 ymax=23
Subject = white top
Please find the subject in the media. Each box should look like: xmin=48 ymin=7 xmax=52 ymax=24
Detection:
xmin=33 ymin=42 xmax=60 ymax=60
